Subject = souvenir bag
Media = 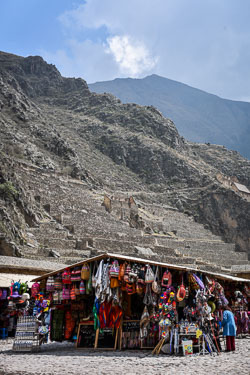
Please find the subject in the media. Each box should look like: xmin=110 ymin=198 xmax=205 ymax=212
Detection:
xmin=192 ymin=274 xmax=205 ymax=290
xmin=62 ymin=285 xmax=70 ymax=300
xmin=70 ymin=267 xmax=81 ymax=282
xmin=71 ymin=269 xmax=76 ymax=282
xmin=126 ymin=281 xmax=135 ymax=295
xmin=81 ymin=263 xmax=90 ymax=280
xmin=74 ymin=267 xmax=81 ymax=282
xmin=70 ymin=285 xmax=76 ymax=300
xmin=31 ymin=282 xmax=40 ymax=298
xmin=136 ymin=281 xmax=145 ymax=295
xmin=124 ymin=264 xmax=131 ymax=282
xmin=118 ymin=263 xmax=126 ymax=282
xmin=53 ymin=290 xmax=59 ymax=304
xmin=145 ymin=265 xmax=155 ymax=284
xmin=46 ymin=276 xmax=55 ymax=292
xmin=152 ymin=266 xmax=161 ymax=294
xmin=161 ymin=270 xmax=172 ymax=288
xmin=109 ymin=260 xmax=120 ymax=277
xmin=206 ymin=276 xmax=215 ymax=295
xmin=143 ymin=284 xmax=154 ymax=305
xmin=129 ymin=264 xmax=138 ymax=278
xmin=62 ymin=268 xmax=71 ymax=284
xmin=80 ymin=280 xmax=85 ymax=295
xmin=54 ymin=274 xmax=63 ymax=289
xmin=75 ymin=285 xmax=80 ymax=296
xmin=140 ymin=306 xmax=150 ymax=339
xmin=110 ymin=277 xmax=119 ymax=289
xmin=188 ymin=273 xmax=199 ymax=290
xmin=176 ymin=275 xmax=186 ymax=302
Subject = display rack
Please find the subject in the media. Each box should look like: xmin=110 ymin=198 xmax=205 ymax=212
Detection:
xmin=179 ymin=332 xmax=201 ymax=355
xmin=12 ymin=316 xmax=40 ymax=352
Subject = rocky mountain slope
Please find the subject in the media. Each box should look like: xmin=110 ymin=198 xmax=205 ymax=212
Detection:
xmin=0 ymin=51 xmax=250 ymax=273
xmin=89 ymin=74 xmax=250 ymax=159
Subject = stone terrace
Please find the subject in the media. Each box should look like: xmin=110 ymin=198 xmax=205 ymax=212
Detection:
xmin=15 ymin=163 xmax=250 ymax=273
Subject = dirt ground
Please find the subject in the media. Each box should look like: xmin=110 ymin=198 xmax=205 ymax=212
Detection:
xmin=0 ymin=337 xmax=249 ymax=375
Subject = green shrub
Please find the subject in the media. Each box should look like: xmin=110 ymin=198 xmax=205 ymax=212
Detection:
xmin=0 ymin=181 xmax=18 ymax=200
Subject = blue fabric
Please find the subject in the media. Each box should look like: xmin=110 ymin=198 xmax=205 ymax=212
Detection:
xmin=222 ymin=310 xmax=236 ymax=336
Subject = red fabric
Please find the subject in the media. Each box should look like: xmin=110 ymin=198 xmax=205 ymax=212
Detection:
xmin=99 ymin=301 xmax=112 ymax=329
xmin=110 ymin=305 xmax=123 ymax=329
xmin=226 ymin=336 xmax=235 ymax=351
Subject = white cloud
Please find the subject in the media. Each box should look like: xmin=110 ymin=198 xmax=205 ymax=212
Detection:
xmin=39 ymin=0 xmax=250 ymax=100
xmin=41 ymin=39 xmax=119 ymax=83
xmin=106 ymin=35 xmax=158 ymax=76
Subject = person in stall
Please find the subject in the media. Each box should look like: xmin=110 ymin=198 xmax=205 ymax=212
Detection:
xmin=222 ymin=306 xmax=236 ymax=352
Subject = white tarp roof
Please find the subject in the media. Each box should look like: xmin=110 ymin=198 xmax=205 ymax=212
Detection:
xmin=0 ymin=273 xmax=39 ymax=288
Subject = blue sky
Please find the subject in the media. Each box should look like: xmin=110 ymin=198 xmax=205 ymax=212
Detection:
xmin=0 ymin=0 xmax=250 ymax=101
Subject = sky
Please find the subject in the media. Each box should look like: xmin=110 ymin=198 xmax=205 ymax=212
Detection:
xmin=0 ymin=0 xmax=250 ymax=101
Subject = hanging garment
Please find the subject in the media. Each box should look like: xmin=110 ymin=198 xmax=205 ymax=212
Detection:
xmin=95 ymin=260 xmax=104 ymax=299
xmin=86 ymin=263 xmax=92 ymax=294
xmin=50 ymin=309 xmax=64 ymax=342
xmin=93 ymin=298 xmax=100 ymax=330
xmin=100 ymin=262 xmax=110 ymax=302
xmin=99 ymin=301 xmax=112 ymax=329
xmin=64 ymin=311 xmax=75 ymax=340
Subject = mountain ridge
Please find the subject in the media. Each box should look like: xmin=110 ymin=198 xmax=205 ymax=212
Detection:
xmin=89 ymin=74 xmax=250 ymax=159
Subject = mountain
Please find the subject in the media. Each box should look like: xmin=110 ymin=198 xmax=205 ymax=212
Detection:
xmin=0 ymin=51 xmax=250 ymax=272
xmin=89 ymin=74 xmax=250 ymax=159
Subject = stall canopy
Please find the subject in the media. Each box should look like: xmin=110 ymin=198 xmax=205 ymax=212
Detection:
xmin=32 ymin=252 xmax=250 ymax=284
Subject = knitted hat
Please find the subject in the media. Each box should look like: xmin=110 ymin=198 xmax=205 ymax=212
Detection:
xmin=11 ymin=290 xmax=21 ymax=298
xmin=21 ymin=293 xmax=30 ymax=301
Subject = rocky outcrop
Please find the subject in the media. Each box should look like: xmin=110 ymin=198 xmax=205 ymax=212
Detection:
xmin=0 ymin=50 xmax=249 ymax=264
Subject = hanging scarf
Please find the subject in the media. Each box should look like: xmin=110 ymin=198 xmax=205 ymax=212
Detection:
xmin=93 ymin=298 xmax=100 ymax=331
xmin=110 ymin=305 xmax=123 ymax=329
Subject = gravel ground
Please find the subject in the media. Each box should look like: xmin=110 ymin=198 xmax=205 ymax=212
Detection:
xmin=0 ymin=337 xmax=249 ymax=375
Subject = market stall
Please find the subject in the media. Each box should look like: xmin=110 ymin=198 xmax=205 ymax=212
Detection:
xmin=25 ymin=253 xmax=250 ymax=354
xmin=0 ymin=275 xmax=37 ymax=341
